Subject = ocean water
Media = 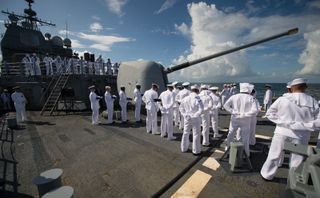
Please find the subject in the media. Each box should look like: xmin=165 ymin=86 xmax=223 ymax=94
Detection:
xmin=203 ymin=83 xmax=320 ymax=104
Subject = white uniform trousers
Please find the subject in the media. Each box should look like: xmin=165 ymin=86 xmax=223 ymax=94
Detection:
xmin=260 ymin=133 xmax=308 ymax=180
xmin=146 ymin=109 xmax=158 ymax=134
xmin=201 ymin=113 xmax=210 ymax=146
xmin=106 ymin=104 xmax=113 ymax=124
xmin=227 ymin=116 xmax=251 ymax=156
xmin=120 ymin=103 xmax=127 ymax=122
xmin=135 ymin=102 xmax=141 ymax=121
xmin=173 ymin=107 xmax=180 ymax=127
xmin=181 ymin=117 xmax=201 ymax=154
xmin=317 ymin=132 xmax=320 ymax=149
xmin=91 ymin=107 xmax=99 ymax=124
xmin=211 ymin=111 xmax=219 ymax=135
xmin=250 ymin=116 xmax=257 ymax=145
xmin=179 ymin=116 xmax=184 ymax=130
xmin=161 ymin=111 xmax=174 ymax=139
xmin=221 ymin=96 xmax=227 ymax=108
xmin=14 ymin=103 xmax=26 ymax=122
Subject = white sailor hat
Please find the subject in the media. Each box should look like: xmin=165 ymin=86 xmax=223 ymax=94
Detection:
xmin=239 ymin=83 xmax=250 ymax=93
xmin=290 ymin=78 xmax=307 ymax=86
xmin=190 ymin=84 xmax=199 ymax=90
xmin=265 ymin=84 xmax=272 ymax=88
xmin=286 ymin=81 xmax=292 ymax=89
xmin=209 ymin=86 xmax=219 ymax=91
xmin=88 ymin=85 xmax=95 ymax=89
xmin=200 ymin=84 xmax=208 ymax=89
xmin=248 ymin=84 xmax=255 ymax=93
xmin=172 ymin=81 xmax=178 ymax=86
xmin=105 ymin=86 xmax=111 ymax=89
xmin=135 ymin=83 xmax=141 ymax=86
xmin=120 ymin=85 xmax=125 ymax=88
xmin=152 ymin=83 xmax=159 ymax=88
xmin=182 ymin=82 xmax=190 ymax=86
xmin=13 ymin=86 xmax=20 ymax=90
xmin=167 ymin=83 xmax=173 ymax=87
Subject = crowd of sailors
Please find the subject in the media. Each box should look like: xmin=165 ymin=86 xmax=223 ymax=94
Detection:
xmin=3 ymin=53 xmax=120 ymax=76
xmin=88 ymin=78 xmax=320 ymax=181
xmin=1 ymin=77 xmax=319 ymax=182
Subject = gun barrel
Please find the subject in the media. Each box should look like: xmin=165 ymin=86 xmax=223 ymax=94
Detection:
xmin=165 ymin=28 xmax=299 ymax=74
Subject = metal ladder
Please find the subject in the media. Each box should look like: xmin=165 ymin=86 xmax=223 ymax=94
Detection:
xmin=40 ymin=74 xmax=70 ymax=116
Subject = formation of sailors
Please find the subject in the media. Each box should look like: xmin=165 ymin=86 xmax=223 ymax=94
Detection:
xmin=88 ymin=78 xmax=320 ymax=180
xmin=20 ymin=53 xmax=120 ymax=76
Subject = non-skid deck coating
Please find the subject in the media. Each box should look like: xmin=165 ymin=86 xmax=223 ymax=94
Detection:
xmin=1 ymin=111 xmax=318 ymax=197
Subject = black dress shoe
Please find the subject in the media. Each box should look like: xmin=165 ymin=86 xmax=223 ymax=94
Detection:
xmin=193 ymin=152 xmax=202 ymax=156
xmin=260 ymin=174 xmax=273 ymax=182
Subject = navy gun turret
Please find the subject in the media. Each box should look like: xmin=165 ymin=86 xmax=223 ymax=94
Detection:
xmin=117 ymin=28 xmax=299 ymax=98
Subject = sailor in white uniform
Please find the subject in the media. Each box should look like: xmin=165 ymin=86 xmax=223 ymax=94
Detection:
xmin=158 ymin=84 xmax=176 ymax=140
xmin=224 ymin=83 xmax=259 ymax=157
xmin=220 ymin=84 xmax=228 ymax=109
xmin=263 ymin=84 xmax=273 ymax=117
xmin=248 ymin=85 xmax=260 ymax=145
xmin=180 ymin=85 xmax=204 ymax=155
xmin=106 ymin=58 xmax=112 ymax=75
xmin=199 ymin=85 xmax=213 ymax=146
xmin=176 ymin=82 xmax=191 ymax=130
xmin=172 ymin=81 xmax=180 ymax=127
xmin=43 ymin=53 xmax=53 ymax=75
xmin=31 ymin=53 xmax=41 ymax=75
xmin=22 ymin=54 xmax=32 ymax=76
xmin=119 ymin=86 xmax=128 ymax=123
xmin=209 ymin=86 xmax=222 ymax=138
xmin=95 ymin=55 xmax=104 ymax=75
xmin=133 ymin=84 xmax=143 ymax=123
xmin=260 ymin=78 xmax=320 ymax=181
xmin=54 ymin=55 xmax=63 ymax=74
xmin=11 ymin=86 xmax=27 ymax=122
xmin=142 ymin=83 xmax=160 ymax=134
xmin=89 ymin=85 xmax=102 ymax=125
xmin=104 ymin=86 xmax=115 ymax=124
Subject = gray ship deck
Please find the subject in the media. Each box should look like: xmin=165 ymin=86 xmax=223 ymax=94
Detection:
xmin=1 ymin=110 xmax=317 ymax=197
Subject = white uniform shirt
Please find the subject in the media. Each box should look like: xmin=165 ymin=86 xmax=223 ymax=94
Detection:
xmin=266 ymin=93 xmax=319 ymax=139
xmin=179 ymin=92 xmax=204 ymax=118
xmin=11 ymin=92 xmax=26 ymax=105
xmin=210 ymin=93 xmax=222 ymax=112
xmin=142 ymin=89 xmax=158 ymax=111
xmin=158 ymin=90 xmax=174 ymax=114
xmin=89 ymin=91 xmax=100 ymax=109
xmin=119 ymin=90 xmax=127 ymax=106
xmin=133 ymin=88 xmax=142 ymax=103
xmin=104 ymin=91 xmax=114 ymax=107
xmin=224 ymin=93 xmax=259 ymax=118
xmin=172 ymin=88 xmax=180 ymax=108
xmin=199 ymin=90 xmax=213 ymax=113
xmin=176 ymin=88 xmax=190 ymax=104
xmin=263 ymin=89 xmax=273 ymax=105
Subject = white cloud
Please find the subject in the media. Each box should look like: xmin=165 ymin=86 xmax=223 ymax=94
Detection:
xmin=155 ymin=0 xmax=177 ymax=14
xmin=78 ymin=32 xmax=134 ymax=51
xmin=70 ymin=39 xmax=86 ymax=49
xmin=296 ymin=29 xmax=320 ymax=75
xmin=90 ymin=22 xmax=103 ymax=33
xmin=174 ymin=23 xmax=191 ymax=38
xmin=105 ymin=0 xmax=127 ymax=17
xmin=169 ymin=2 xmax=320 ymax=82
xmin=261 ymin=53 xmax=278 ymax=58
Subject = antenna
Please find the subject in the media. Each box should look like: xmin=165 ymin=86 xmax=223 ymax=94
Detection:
xmin=65 ymin=20 xmax=68 ymax=38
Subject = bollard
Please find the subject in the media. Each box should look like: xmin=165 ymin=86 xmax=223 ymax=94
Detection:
xmin=229 ymin=142 xmax=245 ymax=171
xmin=32 ymin=168 xmax=63 ymax=197
xmin=42 ymin=186 xmax=74 ymax=198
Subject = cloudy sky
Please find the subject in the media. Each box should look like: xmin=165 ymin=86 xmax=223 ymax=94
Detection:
xmin=1 ymin=0 xmax=320 ymax=83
